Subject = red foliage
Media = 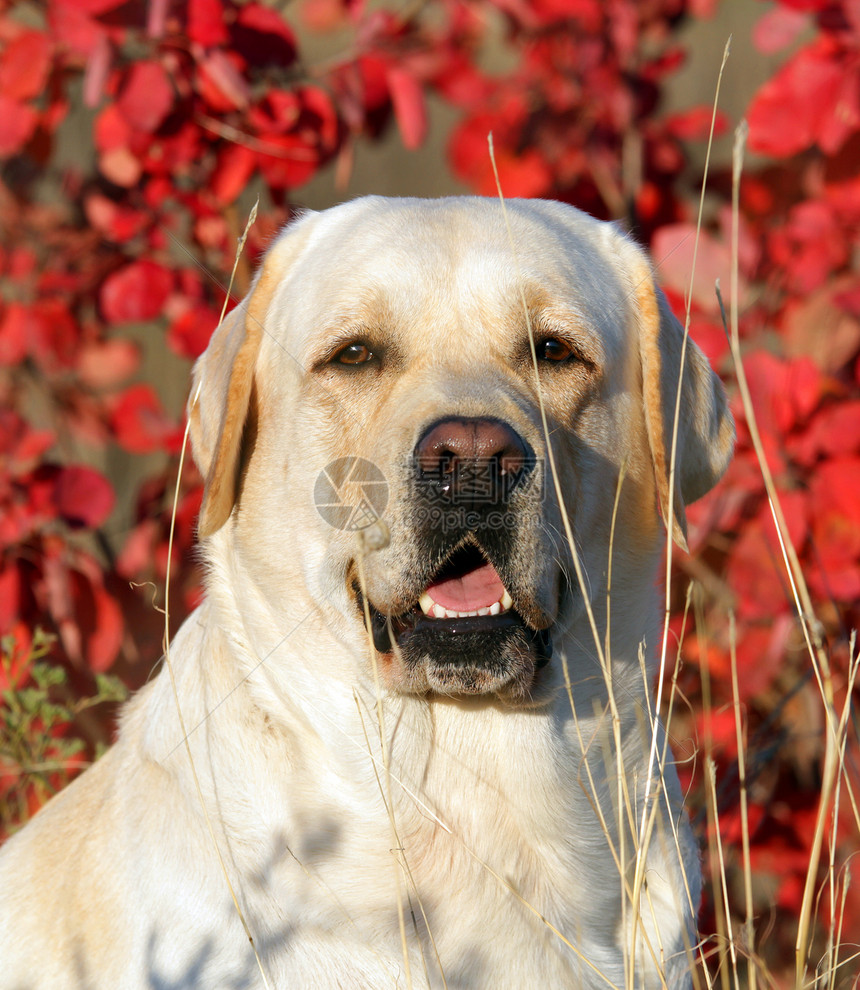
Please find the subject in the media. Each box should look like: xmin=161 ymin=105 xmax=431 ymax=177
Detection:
xmin=100 ymin=260 xmax=173 ymax=324
xmin=0 ymin=0 xmax=858 ymax=981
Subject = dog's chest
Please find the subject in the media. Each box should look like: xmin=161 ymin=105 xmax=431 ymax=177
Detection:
xmin=257 ymin=715 xmax=618 ymax=988
xmin=260 ymin=809 xmax=597 ymax=989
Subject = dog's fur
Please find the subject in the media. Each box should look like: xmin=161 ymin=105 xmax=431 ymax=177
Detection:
xmin=0 ymin=197 xmax=733 ymax=989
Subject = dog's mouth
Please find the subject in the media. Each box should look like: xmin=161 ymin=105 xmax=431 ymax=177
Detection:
xmin=419 ymin=544 xmax=514 ymax=619
xmin=355 ymin=543 xmax=553 ymax=698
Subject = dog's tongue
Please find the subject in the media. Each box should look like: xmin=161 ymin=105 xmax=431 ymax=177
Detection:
xmin=426 ymin=559 xmax=505 ymax=611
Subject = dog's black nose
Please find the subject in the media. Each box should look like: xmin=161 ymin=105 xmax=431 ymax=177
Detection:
xmin=414 ymin=417 xmax=532 ymax=503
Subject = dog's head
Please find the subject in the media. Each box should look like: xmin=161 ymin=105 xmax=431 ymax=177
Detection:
xmin=189 ymin=197 xmax=733 ymax=703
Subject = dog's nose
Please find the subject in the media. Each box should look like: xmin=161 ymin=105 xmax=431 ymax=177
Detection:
xmin=414 ymin=417 xmax=532 ymax=502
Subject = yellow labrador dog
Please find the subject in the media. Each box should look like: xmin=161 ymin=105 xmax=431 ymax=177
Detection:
xmin=0 ymin=197 xmax=733 ymax=989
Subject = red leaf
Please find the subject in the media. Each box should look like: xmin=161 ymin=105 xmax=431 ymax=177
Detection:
xmin=188 ymin=0 xmax=230 ymax=47
xmin=480 ymin=149 xmax=552 ymax=198
xmin=768 ymin=200 xmax=847 ymax=294
xmin=70 ymin=563 xmax=123 ymax=672
xmin=791 ymin=401 xmax=860 ymax=465
xmin=249 ymin=89 xmax=301 ymax=134
xmin=0 ymin=30 xmax=53 ymax=101
xmin=300 ymin=86 xmax=339 ymax=150
xmin=257 ymin=134 xmax=320 ymax=190
xmin=28 ymin=300 xmax=81 ymax=373
xmin=232 ymin=3 xmax=296 ymax=68
xmin=0 ymin=302 xmax=32 ymax=365
xmin=752 ymin=6 xmax=810 ymax=55
xmin=0 ymin=409 xmax=55 ymax=466
xmin=117 ymin=60 xmax=174 ymax=133
xmin=99 ymin=146 xmax=142 ymax=188
xmin=733 ymin=616 xmax=796 ymax=698
xmin=357 ymin=55 xmax=393 ymax=112
xmin=41 ymin=542 xmax=79 ymax=662
xmin=196 ymin=51 xmax=250 ymax=111
xmin=143 ymin=176 xmax=172 ymax=212
xmin=168 ymin=305 xmax=220 ymax=359
xmin=726 ymin=496 xmax=806 ymax=621
xmin=76 ymin=339 xmax=140 ymax=390
xmin=117 ymin=519 xmax=160 ymax=579
xmin=0 ymin=569 xmax=21 ymax=637
xmin=0 ymin=96 xmax=38 ymax=157
xmin=448 ymin=98 xmax=528 ymax=184
xmin=387 ymin=66 xmax=427 ymax=150
xmin=84 ymin=193 xmax=149 ymax=242
xmin=430 ymin=51 xmax=495 ymax=105
xmin=651 ymin=224 xmax=746 ymax=311
xmin=301 ymin=0 xmax=349 ymax=31
xmin=48 ymin=2 xmax=107 ymax=57
xmin=212 ymin=142 xmax=257 ymax=204
xmin=100 ymin=260 xmax=173 ymax=323
xmin=6 ymin=246 xmax=36 ymax=281
xmin=698 ymin=708 xmax=739 ymax=760
xmin=450 ymin=106 xmax=550 ymax=196
xmin=143 ymin=120 xmax=201 ymax=176
xmin=741 ymin=351 xmax=822 ymax=438
xmin=94 ymin=103 xmax=133 ymax=152
xmin=747 ymin=48 xmax=827 ymax=157
xmin=688 ymin=0 xmax=719 ymax=14
xmin=747 ymin=40 xmax=859 ymax=157
xmin=194 ymin=213 xmax=229 ymax=249
xmin=818 ymin=68 xmax=860 ymax=155
xmin=663 ymin=106 xmax=728 ymax=142
xmin=773 ymin=0 xmax=829 ymax=9
xmin=783 ymin=278 xmax=860 ymax=373
xmin=53 ymin=466 xmax=115 ymax=529
xmin=834 ymin=284 xmax=860 ymax=316
xmin=55 ymin=0 xmax=128 ymax=13
xmin=810 ymin=456 xmax=860 ymax=568
xmin=110 ymin=384 xmax=181 ymax=454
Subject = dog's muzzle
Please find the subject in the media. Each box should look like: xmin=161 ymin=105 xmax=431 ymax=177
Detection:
xmin=356 ymin=416 xmax=556 ymax=698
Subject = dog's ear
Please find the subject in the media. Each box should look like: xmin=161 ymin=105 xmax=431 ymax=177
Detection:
xmin=632 ymin=262 xmax=735 ymax=552
xmin=189 ymin=221 xmax=311 ymax=538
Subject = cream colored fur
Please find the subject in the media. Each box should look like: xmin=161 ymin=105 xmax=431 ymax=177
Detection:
xmin=0 ymin=197 xmax=733 ymax=989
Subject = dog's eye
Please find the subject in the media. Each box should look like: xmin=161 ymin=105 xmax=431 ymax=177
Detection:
xmin=537 ymin=337 xmax=574 ymax=363
xmin=334 ymin=342 xmax=374 ymax=366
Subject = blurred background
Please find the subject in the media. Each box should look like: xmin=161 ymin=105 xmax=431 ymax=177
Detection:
xmin=1 ymin=0 xmax=858 ymax=985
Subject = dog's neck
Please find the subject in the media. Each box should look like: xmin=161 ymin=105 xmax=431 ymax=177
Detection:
xmin=135 ymin=583 xmax=655 ymax=850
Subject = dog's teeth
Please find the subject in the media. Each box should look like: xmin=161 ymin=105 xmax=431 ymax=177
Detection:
xmin=420 ymin=597 xmax=512 ymax=619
